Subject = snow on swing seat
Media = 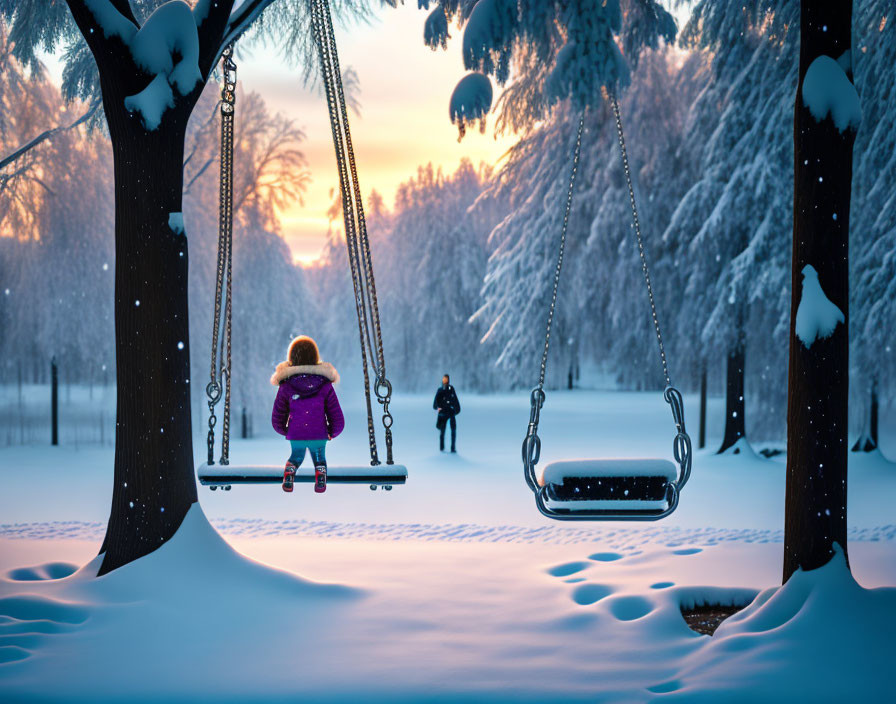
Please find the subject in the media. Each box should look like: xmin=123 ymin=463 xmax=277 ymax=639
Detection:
xmin=538 ymin=459 xmax=677 ymax=510
xmin=197 ymin=463 xmax=407 ymax=487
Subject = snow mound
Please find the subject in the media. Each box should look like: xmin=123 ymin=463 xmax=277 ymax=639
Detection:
xmin=717 ymin=436 xmax=759 ymax=459
xmin=802 ymin=55 xmax=862 ymax=132
xmin=662 ymin=545 xmax=896 ymax=701
xmin=795 ymin=264 xmax=845 ymax=349
xmin=80 ymin=503 xmax=363 ymax=602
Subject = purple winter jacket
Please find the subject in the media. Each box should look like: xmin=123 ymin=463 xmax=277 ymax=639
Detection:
xmin=270 ymin=362 xmax=345 ymax=441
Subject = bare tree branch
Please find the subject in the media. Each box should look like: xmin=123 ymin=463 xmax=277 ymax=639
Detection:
xmin=0 ymin=99 xmax=100 ymax=171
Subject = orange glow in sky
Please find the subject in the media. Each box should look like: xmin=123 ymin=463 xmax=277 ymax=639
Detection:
xmin=239 ymin=3 xmax=518 ymax=264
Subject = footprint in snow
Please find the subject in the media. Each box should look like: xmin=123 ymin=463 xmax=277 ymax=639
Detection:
xmin=546 ymin=561 xmax=589 ymax=577
xmin=587 ymin=552 xmax=624 ymax=562
xmin=671 ymin=548 xmax=702 ymax=556
xmin=5 ymin=562 xmax=78 ymax=582
xmin=0 ymin=594 xmax=91 ymax=666
xmin=608 ymin=595 xmax=654 ymax=621
xmin=646 ymin=679 xmax=682 ymax=694
xmin=650 ymin=582 xmax=675 ymax=589
xmin=571 ymin=583 xmax=614 ymax=606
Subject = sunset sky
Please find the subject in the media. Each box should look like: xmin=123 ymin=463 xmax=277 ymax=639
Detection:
xmin=239 ymin=2 xmax=518 ymax=264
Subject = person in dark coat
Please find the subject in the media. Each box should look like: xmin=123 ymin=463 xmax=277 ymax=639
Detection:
xmin=433 ymin=374 xmax=460 ymax=452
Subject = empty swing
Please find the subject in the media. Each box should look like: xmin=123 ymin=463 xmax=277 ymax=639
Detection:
xmin=197 ymin=0 xmax=407 ymax=492
xmin=521 ymin=99 xmax=691 ymax=521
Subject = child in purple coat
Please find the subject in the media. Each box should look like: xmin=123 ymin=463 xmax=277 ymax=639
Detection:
xmin=271 ymin=336 xmax=344 ymax=493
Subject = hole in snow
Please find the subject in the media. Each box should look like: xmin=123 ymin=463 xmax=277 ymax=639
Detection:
xmin=680 ymin=603 xmax=745 ymax=636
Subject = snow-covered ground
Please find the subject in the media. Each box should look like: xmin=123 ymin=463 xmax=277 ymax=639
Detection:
xmin=1 ymin=390 xmax=895 ymax=701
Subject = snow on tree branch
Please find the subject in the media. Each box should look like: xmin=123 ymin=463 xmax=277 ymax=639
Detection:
xmin=449 ymin=72 xmax=492 ymax=141
xmin=83 ymin=0 xmax=138 ymax=42
xmin=423 ymin=5 xmax=449 ymax=50
xmin=422 ymin=0 xmax=677 ymax=138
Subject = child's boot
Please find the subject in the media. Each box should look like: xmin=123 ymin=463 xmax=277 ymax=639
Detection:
xmin=283 ymin=462 xmax=297 ymax=493
xmin=314 ymin=465 xmax=327 ymax=494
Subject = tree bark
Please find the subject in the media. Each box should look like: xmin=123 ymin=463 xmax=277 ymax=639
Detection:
xmin=62 ymin=0 xmax=236 ymax=575
xmin=97 ymin=108 xmax=197 ymax=575
xmin=698 ymin=361 xmax=707 ymax=450
xmin=851 ymin=380 xmax=878 ymax=452
xmin=717 ymin=341 xmax=746 ymax=454
xmin=784 ymin=1 xmax=855 ymax=583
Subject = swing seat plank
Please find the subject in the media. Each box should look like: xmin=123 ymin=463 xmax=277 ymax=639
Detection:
xmin=538 ymin=459 xmax=676 ymax=509
xmin=198 ymin=463 xmax=407 ymax=486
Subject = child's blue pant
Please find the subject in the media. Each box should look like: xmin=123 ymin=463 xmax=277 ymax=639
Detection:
xmin=288 ymin=440 xmax=327 ymax=467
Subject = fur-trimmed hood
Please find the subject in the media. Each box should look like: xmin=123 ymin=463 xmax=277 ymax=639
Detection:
xmin=270 ymin=361 xmax=339 ymax=386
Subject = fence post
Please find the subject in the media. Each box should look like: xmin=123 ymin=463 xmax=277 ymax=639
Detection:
xmin=51 ymin=357 xmax=59 ymax=446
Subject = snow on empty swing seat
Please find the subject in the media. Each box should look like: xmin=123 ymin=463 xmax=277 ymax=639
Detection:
xmin=538 ymin=459 xmax=678 ymax=511
xmin=198 ymin=463 xmax=407 ymax=488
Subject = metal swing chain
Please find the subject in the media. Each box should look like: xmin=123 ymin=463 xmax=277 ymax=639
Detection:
xmin=609 ymin=92 xmax=691 ymax=492
xmin=311 ymin=0 xmax=394 ymax=464
xmin=609 ymin=94 xmax=669 ymax=387
xmin=317 ymin=0 xmax=394 ymax=461
xmin=522 ymin=113 xmax=585 ymax=490
xmin=523 ymin=97 xmax=692 ymax=515
xmin=309 ymin=0 xmax=372 ymax=460
xmin=310 ymin=0 xmax=379 ymax=464
xmin=206 ymin=43 xmax=237 ymax=466
xmin=314 ymin=0 xmax=381 ymax=460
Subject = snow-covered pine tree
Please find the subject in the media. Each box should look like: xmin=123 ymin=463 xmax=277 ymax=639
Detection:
xmin=849 ymin=0 xmax=896 ymax=456
xmin=579 ymin=49 xmax=706 ymax=394
xmin=409 ymin=160 xmax=499 ymax=390
xmin=671 ymin=0 xmax=798 ymax=453
xmin=362 ymin=161 xmax=494 ymax=389
xmin=425 ymin=0 xmax=678 ymax=388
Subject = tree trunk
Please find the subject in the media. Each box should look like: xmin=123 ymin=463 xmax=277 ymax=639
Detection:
xmin=61 ymin=0 xmax=234 ymax=575
xmin=51 ymin=357 xmax=58 ymax=446
xmin=717 ymin=342 xmax=746 ymax=454
xmin=851 ymin=381 xmax=878 ymax=452
xmin=97 ymin=107 xmax=197 ymax=575
xmin=783 ymin=1 xmax=855 ymax=583
xmin=698 ymin=361 xmax=707 ymax=450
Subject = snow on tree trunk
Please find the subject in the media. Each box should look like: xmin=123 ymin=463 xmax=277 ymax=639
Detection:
xmin=784 ymin=0 xmax=856 ymax=583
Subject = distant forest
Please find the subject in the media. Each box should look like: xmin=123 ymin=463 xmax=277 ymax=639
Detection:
xmin=1 ymin=1 xmax=894 ymax=446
